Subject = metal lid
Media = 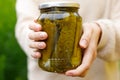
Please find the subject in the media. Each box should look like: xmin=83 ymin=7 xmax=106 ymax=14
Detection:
xmin=39 ymin=1 xmax=80 ymax=9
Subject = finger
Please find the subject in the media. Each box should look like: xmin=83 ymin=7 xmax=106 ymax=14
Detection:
xmin=66 ymin=37 xmax=97 ymax=77
xmin=65 ymin=51 xmax=96 ymax=77
xmin=29 ymin=42 xmax=46 ymax=49
xmin=65 ymin=63 xmax=89 ymax=77
xmin=65 ymin=49 xmax=95 ymax=77
xmin=31 ymin=51 xmax=41 ymax=59
xmin=29 ymin=22 xmax=42 ymax=32
xmin=80 ymin=23 xmax=93 ymax=49
xmin=75 ymin=32 xmax=98 ymax=76
xmin=29 ymin=32 xmax=48 ymax=41
xmin=66 ymin=23 xmax=100 ymax=77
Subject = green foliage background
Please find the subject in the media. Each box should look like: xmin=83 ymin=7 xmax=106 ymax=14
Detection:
xmin=0 ymin=0 xmax=27 ymax=80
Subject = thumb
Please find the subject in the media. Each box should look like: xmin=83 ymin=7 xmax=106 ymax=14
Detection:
xmin=80 ymin=23 xmax=93 ymax=49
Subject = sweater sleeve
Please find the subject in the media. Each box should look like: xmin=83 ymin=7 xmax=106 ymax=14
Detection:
xmin=96 ymin=0 xmax=120 ymax=61
xmin=15 ymin=0 xmax=40 ymax=58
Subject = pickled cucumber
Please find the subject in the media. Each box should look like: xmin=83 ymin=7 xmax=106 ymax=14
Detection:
xmin=38 ymin=10 xmax=82 ymax=73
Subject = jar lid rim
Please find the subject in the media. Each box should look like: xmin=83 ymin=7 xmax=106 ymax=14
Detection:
xmin=39 ymin=1 xmax=80 ymax=9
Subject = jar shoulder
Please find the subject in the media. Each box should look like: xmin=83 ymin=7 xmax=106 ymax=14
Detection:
xmin=39 ymin=11 xmax=80 ymax=21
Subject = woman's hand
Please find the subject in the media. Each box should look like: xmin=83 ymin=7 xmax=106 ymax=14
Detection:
xmin=28 ymin=21 xmax=48 ymax=59
xmin=65 ymin=23 xmax=101 ymax=77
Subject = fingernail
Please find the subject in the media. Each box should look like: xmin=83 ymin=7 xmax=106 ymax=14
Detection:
xmin=31 ymin=52 xmax=41 ymax=59
xmin=31 ymin=53 xmax=37 ymax=58
xmin=40 ymin=32 xmax=48 ymax=40
xmin=80 ymin=39 xmax=88 ymax=48
xmin=38 ymin=43 xmax=43 ymax=49
xmin=36 ymin=24 xmax=40 ymax=27
xmin=35 ymin=52 xmax=41 ymax=58
xmin=40 ymin=33 xmax=45 ymax=39
xmin=38 ymin=42 xmax=46 ymax=49
xmin=36 ymin=24 xmax=41 ymax=30
xmin=65 ymin=71 xmax=74 ymax=76
xmin=67 ymin=73 xmax=74 ymax=76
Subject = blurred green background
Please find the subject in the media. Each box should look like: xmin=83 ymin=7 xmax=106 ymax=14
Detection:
xmin=0 ymin=0 xmax=27 ymax=80
xmin=0 ymin=0 xmax=120 ymax=80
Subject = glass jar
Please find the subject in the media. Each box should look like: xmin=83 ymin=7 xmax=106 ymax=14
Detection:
xmin=37 ymin=2 xmax=83 ymax=73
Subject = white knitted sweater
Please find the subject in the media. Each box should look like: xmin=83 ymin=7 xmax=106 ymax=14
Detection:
xmin=15 ymin=0 xmax=120 ymax=80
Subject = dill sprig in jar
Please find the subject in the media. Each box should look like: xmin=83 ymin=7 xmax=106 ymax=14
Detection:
xmin=37 ymin=1 xmax=83 ymax=73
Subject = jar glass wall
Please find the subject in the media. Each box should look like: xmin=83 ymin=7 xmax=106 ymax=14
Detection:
xmin=37 ymin=2 xmax=83 ymax=73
